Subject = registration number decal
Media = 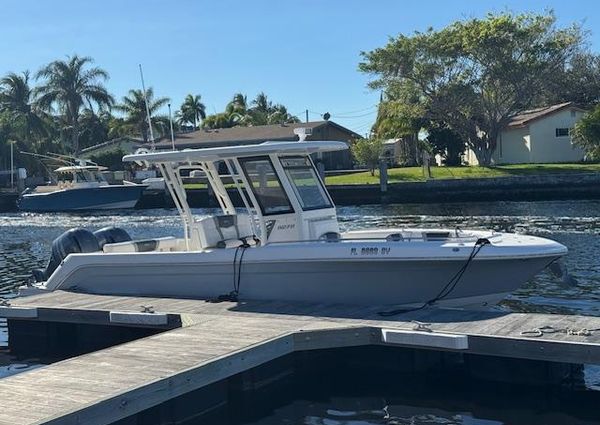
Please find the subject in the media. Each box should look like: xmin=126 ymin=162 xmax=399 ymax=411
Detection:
xmin=350 ymin=247 xmax=391 ymax=256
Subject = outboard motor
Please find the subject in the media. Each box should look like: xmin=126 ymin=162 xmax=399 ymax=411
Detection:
xmin=93 ymin=227 xmax=131 ymax=250
xmin=32 ymin=228 xmax=100 ymax=282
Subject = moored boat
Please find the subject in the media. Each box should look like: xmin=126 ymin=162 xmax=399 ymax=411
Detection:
xmin=23 ymin=138 xmax=568 ymax=309
xmin=19 ymin=161 xmax=146 ymax=212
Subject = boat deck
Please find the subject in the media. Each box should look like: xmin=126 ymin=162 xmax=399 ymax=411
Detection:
xmin=1 ymin=291 xmax=600 ymax=425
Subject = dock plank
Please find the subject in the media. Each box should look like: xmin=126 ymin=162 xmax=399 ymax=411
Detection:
xmin=2 ymin=291 xmax=600 ymax=424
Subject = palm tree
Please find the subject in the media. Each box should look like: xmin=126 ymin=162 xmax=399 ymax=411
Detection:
xmin=179 ymin=94 xmax=206 ymax=129
xmin=0 ymin=71 xmax=48 ymax=145
xmin=267 ymin=104 xmax=300 ymax=124
xmin=35 ymin=55 xmax=113 ymax=155
xmin=226 ymin=93 xmax=248 ymax=114
xmin=115 ymin=88 xmax=169 ymax=141
xmin=251 ymin=92 xmax=272 ymax=113
xmin=77 ymin=108 xmax=110 ymax=150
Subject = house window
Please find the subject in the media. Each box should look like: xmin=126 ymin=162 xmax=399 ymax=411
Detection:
xmin=555 ymin=128 xmax=570 ymax=137
xmin=571 ymin=110 xmax=577 ymax=118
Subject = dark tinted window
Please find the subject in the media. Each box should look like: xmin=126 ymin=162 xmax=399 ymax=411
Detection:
xmin=239 ymin=157 xmax=293 ymax=215
xmin=281 ymin=156 xmax=332 ymax=210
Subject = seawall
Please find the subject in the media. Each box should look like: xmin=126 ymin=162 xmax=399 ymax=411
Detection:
xmin=138 ymin=172 xmax=600 ymax=209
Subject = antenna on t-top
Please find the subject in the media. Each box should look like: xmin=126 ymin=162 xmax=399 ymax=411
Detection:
xmin=139 ymin=64 xmax=155 ymax=151
xmin=293 ymin=127 xmax=312 ymax=142
xmin=168 ymin=103 xmax=175 ymax=151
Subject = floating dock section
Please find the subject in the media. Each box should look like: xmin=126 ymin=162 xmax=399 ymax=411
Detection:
xmin=0 ymin=291 xmax=600 ymax=424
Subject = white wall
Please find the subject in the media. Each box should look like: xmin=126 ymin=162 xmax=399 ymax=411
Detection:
xmin=493 ymin=126 xmax=531 ymax=164
xmin=465 ymin=106 xmax=586 ymax=165
xmin=528 ymin=108 xmax=585 ymax=163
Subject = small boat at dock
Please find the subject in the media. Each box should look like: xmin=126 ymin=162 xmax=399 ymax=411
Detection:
xmin=19 ymin=156 xmax=146 ymax=212
xmin=23 ymin=138 xmax=568 ymax=309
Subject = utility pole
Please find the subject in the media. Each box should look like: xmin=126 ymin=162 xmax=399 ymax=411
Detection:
xmin=305 ymin=109 xmax=309 ymax=123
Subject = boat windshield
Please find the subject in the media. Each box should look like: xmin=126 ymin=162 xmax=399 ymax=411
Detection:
xmin=239 ymin=156 xmax=293 ymax=215
xmin=281 ymin=156 xmax=332 ymax=210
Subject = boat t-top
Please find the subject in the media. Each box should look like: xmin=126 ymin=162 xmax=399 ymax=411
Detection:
xmin=19 ymin=156 xmax=146 ymax=212
xmin=24 ymin=137 xmax=568 ymax=309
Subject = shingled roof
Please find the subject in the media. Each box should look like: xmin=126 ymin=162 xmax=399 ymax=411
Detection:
xmin=507 ymin=102 xmax=585 ymax=128
xmin=152 ymin=120 xmax=361 ymax=150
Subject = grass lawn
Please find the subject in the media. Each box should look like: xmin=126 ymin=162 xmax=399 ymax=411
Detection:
xmin=324 ymin=163 xmax=600 ymax=185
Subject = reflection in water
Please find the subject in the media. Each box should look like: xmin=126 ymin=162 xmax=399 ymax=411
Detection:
xmin=235 ymin=358 xmax=600 ymax=425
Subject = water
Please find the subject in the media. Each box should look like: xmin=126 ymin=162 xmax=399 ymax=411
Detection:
xmin=1 ymin=200 xmax=600 ymax=423
xmin=235 ymin=364 xmax=600 ymax=425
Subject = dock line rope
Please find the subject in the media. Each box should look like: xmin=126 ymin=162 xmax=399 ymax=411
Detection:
xmin=207 ymin=238 xmax=252 ymax=303
xmin=378 ymin=238 xmax=491 ymax=317
xmin=521 ymin=325 xmax=600 ymax=337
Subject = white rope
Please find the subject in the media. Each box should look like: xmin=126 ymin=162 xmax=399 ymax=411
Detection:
xmin=521 ymin=325 xmax=600 ymax=337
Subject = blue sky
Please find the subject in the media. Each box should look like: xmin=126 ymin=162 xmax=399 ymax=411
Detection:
xmin=1 ymin=0 xmax=598 ymax=135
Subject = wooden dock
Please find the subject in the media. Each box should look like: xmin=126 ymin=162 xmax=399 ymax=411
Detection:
xmin=1 ymin=291 xmax=600 ymax=425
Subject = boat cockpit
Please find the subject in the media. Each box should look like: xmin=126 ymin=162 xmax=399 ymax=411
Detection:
xmin=116 ymin=141 xmax=345 ymax=254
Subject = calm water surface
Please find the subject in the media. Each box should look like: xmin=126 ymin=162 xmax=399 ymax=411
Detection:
xmin=1 ymin=200 xmax=599 ymax=423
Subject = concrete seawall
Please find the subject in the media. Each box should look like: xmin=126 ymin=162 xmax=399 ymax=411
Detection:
xmin=329 ymin=172 xmax=600 ymax=205
xmin=139 ymin=172 xmax=600 ymax=209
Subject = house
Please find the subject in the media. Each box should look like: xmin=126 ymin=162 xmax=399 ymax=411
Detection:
xmin=382 ymin=135 xmax=420 ymax=166
xmin=464 ymin=102 xmax=587 ymax=165
xmin=382 ymin=139 xmax=400 ymax=166
xmin=153 ymin=120 xmax=359 ymax=170
xmin=82 ymin=120 xmax=360 ymax=170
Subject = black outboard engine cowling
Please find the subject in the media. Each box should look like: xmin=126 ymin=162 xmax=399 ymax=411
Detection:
xmin=32 ymin=228 xmax=100 ymax=282
xmin=93 ymin=227 xmax=132 ymax=249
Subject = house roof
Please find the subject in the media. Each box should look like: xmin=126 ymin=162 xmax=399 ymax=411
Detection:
xmin=151 ymin=120 xmax=361 ymax=150
xmin=80 ymin=137 xmax=145 ymax=155
xmin=507 ymin=102 xmax=585 ymax=128
xmin=124 ymin=141 xmax=349 ymax=164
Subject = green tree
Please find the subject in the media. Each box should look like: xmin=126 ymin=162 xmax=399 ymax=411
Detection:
xmin=202 ymin=92 xmax=299 ymax=129
xmin=373 ymin=85 xmax=426 ymax=165
xmin=267 ymin=104 xmax=300 ymax=125
xmin=425 ymin=121 xmax=465 ymax=166
xmin=351 ymin=138 xmax=383 ymax=176
xmin=360 ymin=12 xmax=583 ymax=165
xmin=226 ymin=93 xmax=248 ymax=115
xmin=35 ymin=55 xmax=114 ymax=155
xmin=179 ymin=94 xmax=206 ymax=129
xmin=89 ymin=149 xmax=127 ymax=171
xmin=77 ymin=109 xmax=110 ymax=150
xmin=544 ymin=52 xmax=600 ymax=108
xmin=0 ymin=71 xmax=48 ymax=146
xmin=107 ymin=116 xmax=134 ymax=139
xmin=572 ymin=104 xmax=600 ymax=160
xmin=202 ymin=112 xmax=238 ymax=129
xmin=115 ymin=88 xmax=169 ymax=141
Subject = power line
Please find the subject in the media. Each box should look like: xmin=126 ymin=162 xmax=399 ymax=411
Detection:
xmin=330 ymin=110 xmax=377 ymax=119
xmin=301 ymin=105 xmax=378 ymax=121
xmin=333 ymin=104 xmax=378 ymax=115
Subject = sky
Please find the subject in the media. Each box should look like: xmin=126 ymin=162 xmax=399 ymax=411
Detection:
xmin=0 ymin=0 xmax=598 ymax=136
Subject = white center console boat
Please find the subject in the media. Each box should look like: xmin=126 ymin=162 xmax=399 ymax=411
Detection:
xmin=24 ymin=139 xmax=568 ymax=309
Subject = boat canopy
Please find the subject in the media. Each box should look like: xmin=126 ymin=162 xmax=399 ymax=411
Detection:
xmin=123 ymin=141 xmax=348 ymax=164
xmin=122 ymin=140 xmax=347 ymax=250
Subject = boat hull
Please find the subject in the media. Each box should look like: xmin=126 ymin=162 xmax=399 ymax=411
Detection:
xmin=19 ymin=185 xmax=146 ymax=212
xmin=40 ymin=250 xmax=560 ymax=308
